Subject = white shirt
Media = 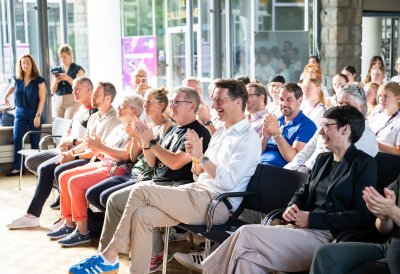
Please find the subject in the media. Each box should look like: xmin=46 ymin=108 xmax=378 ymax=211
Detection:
xmin=195 ymin=119 xmax=261 ymax=210
xmin=300 ymin=101 xmax=325 ymax=126
xmin=390 ymin=75 xmax=400 ymax=84
xmin=369 ymin=111 xmax=400 ymax=148
xmin=285 ymin=120 xmax=378 ymax=171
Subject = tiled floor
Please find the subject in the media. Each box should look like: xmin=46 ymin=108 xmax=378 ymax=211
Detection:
xmin=0 ymin=173 xmax=200 ymax=274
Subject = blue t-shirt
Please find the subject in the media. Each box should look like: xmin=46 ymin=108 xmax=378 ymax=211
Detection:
xmin=13 ymin=76 xmax=45 ymax=114
xmin=260 ymin=111 xmax=317 ymax=167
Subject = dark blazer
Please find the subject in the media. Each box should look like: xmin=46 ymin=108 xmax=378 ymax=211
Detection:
xmin=288 ymin=144 xmax=377 ymax=236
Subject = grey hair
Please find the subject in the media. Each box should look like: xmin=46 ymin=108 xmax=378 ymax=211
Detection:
xmin=337 ymin=84 xmax=368 ymax=117
xmin=124 ymin=94 xmax=144 ymax=117
xmin=173 ymin=86 xmax=201 ymax=112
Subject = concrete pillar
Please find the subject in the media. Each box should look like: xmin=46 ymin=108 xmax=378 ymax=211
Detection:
xmin=361 ymin=17 xmax=381 ymax=80
xmin=87 ymin=0 xmax=122 ymax=93
xmin=320 ymin=0 xmax=362 ymax=89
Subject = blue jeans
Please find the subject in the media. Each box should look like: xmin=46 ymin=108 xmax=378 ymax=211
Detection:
xmin=13 ymin=110 xmax=42 ymax=170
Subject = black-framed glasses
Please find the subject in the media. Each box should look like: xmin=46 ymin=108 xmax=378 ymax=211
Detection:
xmin=320 ymin=122 xmax=339 ymax=131
xmin=169 ymin=100 xmax=192 ymax=106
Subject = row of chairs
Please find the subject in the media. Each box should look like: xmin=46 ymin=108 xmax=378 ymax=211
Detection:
xmin=162 ymin=152 xmax=400 ymax=274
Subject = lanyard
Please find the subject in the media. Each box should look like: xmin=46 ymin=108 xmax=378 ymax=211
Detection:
xmin=375 ymin=111 xmax=399 ymax=136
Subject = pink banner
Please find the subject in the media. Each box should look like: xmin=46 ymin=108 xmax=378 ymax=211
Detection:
xmin=121 ymin=36 xmax=157 ymax=91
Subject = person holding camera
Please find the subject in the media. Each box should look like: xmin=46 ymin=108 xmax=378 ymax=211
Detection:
xmin=130 ymin=68 xmax=150 ymax=96
xmin=50 ymin=44 xmax=85 ymax=119
xmin=2 ymin=54 xmax=46 ymax=176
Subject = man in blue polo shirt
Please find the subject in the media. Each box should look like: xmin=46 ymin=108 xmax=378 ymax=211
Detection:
xmin=260 ymin=83 xmax=316 ymax=167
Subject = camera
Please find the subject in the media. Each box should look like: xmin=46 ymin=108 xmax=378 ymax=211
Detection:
xmin=51 ymin=67 xmax=63 ymax=76
xmin=140 ymin=77 xmax=146 ymax=83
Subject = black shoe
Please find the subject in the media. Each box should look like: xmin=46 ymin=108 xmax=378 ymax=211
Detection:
xmin=50 ymin=195 xmax=60 ymax=210
xmin=5 ymin=170 xmax=20 ymax=177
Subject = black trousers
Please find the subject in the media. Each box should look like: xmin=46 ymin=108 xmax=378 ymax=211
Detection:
xmin=27 ymin=158 xmax=88 ymax=217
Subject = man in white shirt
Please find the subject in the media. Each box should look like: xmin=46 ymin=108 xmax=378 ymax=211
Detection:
xmin=69 ymin=79 xmax=261 ymax=274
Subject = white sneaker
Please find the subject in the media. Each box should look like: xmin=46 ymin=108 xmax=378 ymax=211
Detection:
xmin=7 ymin=215 xmax=40 ymax=229
xmin=173 ymin=251 xmax=204 ymax=272
xmin=168 ymin=227 xmax=186 ymax=243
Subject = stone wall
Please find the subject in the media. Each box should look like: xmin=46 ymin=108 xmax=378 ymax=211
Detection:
xmin=320 ymin=0 xmax=363 ymax=89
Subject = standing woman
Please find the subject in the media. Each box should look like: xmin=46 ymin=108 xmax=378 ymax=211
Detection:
xmin=50 ymin=44 xmax=85 ymax=118
xmin=3 ymin=54 xmax=46 ymax=176
xmin=369 ymin=82 xmax=400 ymax=155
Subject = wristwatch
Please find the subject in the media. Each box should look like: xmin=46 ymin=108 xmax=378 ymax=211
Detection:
xmin=148 ymin=138 xmax=158 ymax=149
xmin=200 ymin=156 xmax=209 ymax=167
xmin=204 ymin=120 xmax=213 ymax=126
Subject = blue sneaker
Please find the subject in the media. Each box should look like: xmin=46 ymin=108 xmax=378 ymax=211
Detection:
xmin=47 ymin=224 xmax=76 ymax=240
xmin=69 ymin=254 xmax=119 ymax=274
xmin=58 ymin=229 xmax=91 ymax=247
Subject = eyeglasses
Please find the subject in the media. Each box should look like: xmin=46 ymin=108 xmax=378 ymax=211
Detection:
xmin=169 ymin=100 xmax=192 ymax=106
xmin=211 ymin=97 xmax=233 ymax=106
xmin=118 ymin=104 xmax=135 ymax=109
xmin=248 ymin=93 xmax=261 ymax=97
xmin=320 ymin=122 xmax=339 ymax=131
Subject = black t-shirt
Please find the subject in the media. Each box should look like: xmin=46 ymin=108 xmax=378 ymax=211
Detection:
xmin=153 ymin=120 xmax=211 ymax=182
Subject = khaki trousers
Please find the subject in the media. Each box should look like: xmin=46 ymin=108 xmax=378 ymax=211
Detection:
xmin=54 ymin=93 xmax=80 ymax=119
xmin=202 ymin=224 xmax=332 ymax=274
xmin=108 ymin=182 xmax=230 ymax=274
xmin=99 ymin=180 xmax=176 ymax=255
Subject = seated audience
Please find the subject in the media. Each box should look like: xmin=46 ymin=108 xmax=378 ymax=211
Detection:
xmin=202 ymin=105 xmax=378 ymax=274
xmin=285 ymin=84 xmax=378 ymax=172
xmin=72 ymin=86 xmax=211 ymax=272
xmin=46 ymin=94 xmax=143 ymax=246
xmin=328 ymin=73 xmax=349 ymax=108
xmin=367 ymin=64 xmax=385 ymax=86
xmin=369 ymin=82 xmax=400 ymax=155
xmin=86 ymin=87 xmax=172 ymax=212
xmin=246 ymin=82 xmax=268 ymax=137
xmin=311 ymin=175 xmax=400 ymax=274
xmin=302 ymin=63 xmax=329 ymax=97
xmin=266 ymin=75 xmax=285 ymax=117
xmin=6 ymin=79 xmax=122 ymax=230
xmin=260 ymin=83 xmax=317 ymax=167
xmin=69 ymin=79 xmax=261 ymax=274
xmin=300 ymin=78 xmax=326 ymax=125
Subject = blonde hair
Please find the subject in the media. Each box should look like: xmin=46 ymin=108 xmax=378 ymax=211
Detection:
xmin=146 ymin=87 xmax=169 ymax=112
xmin=58 ymin=44 xmax=73 ymax=58
xmin=380 ymin=82 xmax=400 ymax=108
xmin=16 ymin=54 xmax=40 ymax=80
xmin=303 ymin=77 xmax=325 ymax=104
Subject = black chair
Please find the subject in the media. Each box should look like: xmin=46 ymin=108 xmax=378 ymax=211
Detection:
xmin=161 ymin=164 xmax=308 ymax=273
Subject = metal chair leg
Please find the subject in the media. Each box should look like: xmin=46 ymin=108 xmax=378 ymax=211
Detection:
xmin=18 ymin=154 xmax=24 ymax=190
xmin=162 ymin=226 xmax=170 ymax=274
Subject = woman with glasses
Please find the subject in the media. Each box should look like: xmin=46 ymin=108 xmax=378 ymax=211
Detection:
xmin=203 ymin=105 xmax=377 ymax=274
xmin=369 ymin=82 xmax=400 ymax=155
xmin=50 ymin=44 xmax=85 ymax=119
xmin=46 ymin=94 xmax=144 ymax=247
xmin=2 ymin=54 xmax=46 ymax=176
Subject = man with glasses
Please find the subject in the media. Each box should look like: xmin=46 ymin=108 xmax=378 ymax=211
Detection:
xmin=70 ymin=86 xmax=211 ymax=273
xmin=260 ymin=83 xmax=317 ymax=167
xmin=285 ymin=84 xmax=378 ymax=173
xmin=69 ymin=79 xmax=261 ymax=274
xmin=246 ymin=82 xmax=268 ymax=137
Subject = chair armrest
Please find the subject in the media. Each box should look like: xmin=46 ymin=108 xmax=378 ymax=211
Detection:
xmin=332 ymin=228 xmax=389 ymax=244
xmin=261 ymin=208 xmax=285 ymax=225
xmin=206 ymin=191 xmax=257 ymax=231
xmin=39 ymin=135 xmax=63 ymax=150
xmin=109 ymin=160 xmax=132 ymax=177
xmin=22 ymin=131 xmax=52 ymax=150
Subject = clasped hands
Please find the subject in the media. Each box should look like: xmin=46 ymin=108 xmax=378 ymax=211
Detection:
xmin=282 ymin=204 xmax=310 ymax=228
xmin=262 ymin=113 xmax=280 ymax=138
xmin=184 ymin=129 xmax=203 ymax=162
xmin=363 ymin=186 xmax=396 ymax=221
xmin=131 ymin=116 xmax=154 ymax=147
